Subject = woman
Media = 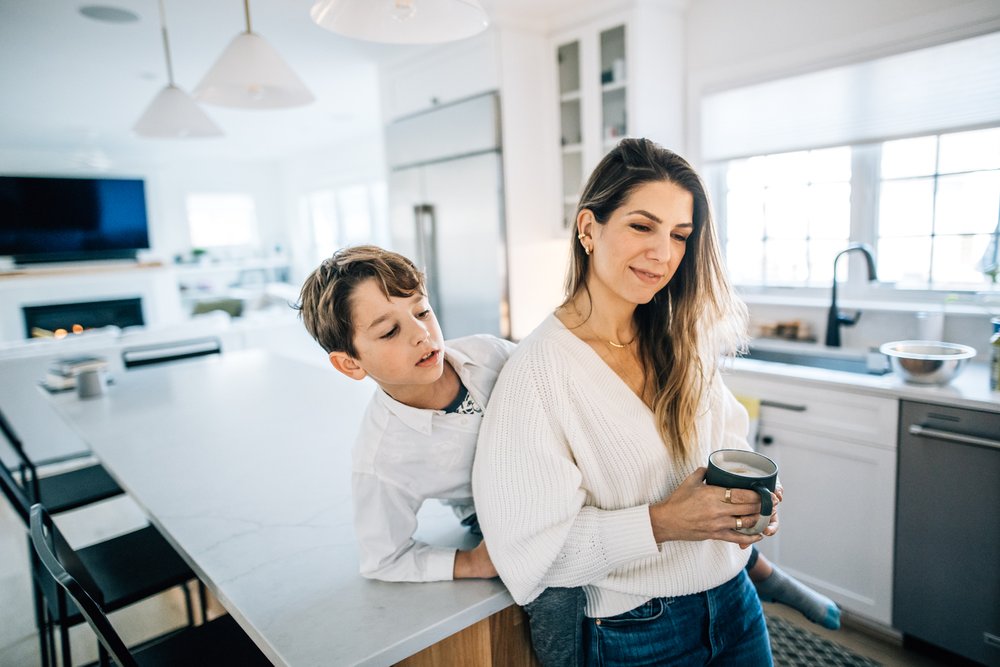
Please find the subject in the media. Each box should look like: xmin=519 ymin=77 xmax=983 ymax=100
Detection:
xmin=472 ymin=138 xmax=777 ymax=665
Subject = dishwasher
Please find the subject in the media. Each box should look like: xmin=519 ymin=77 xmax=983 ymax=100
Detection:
xmin=894 ymin=400 xmax=1000 ymax=667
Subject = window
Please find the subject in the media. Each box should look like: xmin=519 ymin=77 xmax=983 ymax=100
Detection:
xmin=304 ymin=182 xmax=388 ymax=264
xmin=878 ymin=128 xmax=1000 ymax=286
xmin=724 ymin=147 xmax=851 ymax=286
xmin=701 ymin=31 xmax=1000 ymax=294
xmin=717 ymin=126 xmax=1000 ymax=291
xmin=186 ymin=193 xmax=259 ymax=249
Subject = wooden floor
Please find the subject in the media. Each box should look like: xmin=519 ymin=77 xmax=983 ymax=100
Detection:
xmin=763 ymin=601 xmax=951 ymax=667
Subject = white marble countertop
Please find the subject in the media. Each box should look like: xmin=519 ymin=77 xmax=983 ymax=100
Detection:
xmin=729 ymin=355 xmax=1000 ymax=414
xmin=39 ymin=349 xmax=513 ymax=666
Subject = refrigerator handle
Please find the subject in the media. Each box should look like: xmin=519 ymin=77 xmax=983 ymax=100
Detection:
xmin=413 ymin=204 xmax=442 ymax=320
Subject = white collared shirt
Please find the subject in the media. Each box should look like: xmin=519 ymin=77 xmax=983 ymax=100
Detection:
xmin=351 ymin=334 xmax=516 ymax=582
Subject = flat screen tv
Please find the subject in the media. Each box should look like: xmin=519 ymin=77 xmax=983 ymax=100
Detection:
xmin=0 ymin=175 xmax=150 ymax=264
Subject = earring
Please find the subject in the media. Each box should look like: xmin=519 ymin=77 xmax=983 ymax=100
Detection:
xmin=577 ymin=232 xmax=591 ymax=255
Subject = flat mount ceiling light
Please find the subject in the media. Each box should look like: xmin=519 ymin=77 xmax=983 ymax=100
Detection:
xmin=310 ymin=0 xmax=489 ymax=45
xmin=194 ymin=0 xmax=314 ymax=109
xmin=133 ymin=0 xmax=222 ymax=138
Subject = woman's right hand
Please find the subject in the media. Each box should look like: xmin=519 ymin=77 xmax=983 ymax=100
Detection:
xmin=648 ymin=467 xmax=766 ymax=547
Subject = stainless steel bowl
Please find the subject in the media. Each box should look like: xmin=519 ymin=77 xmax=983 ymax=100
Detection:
xmin=879 ymin=340 xmax=976 ymax=385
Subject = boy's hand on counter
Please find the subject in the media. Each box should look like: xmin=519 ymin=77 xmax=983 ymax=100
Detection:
xmin=454 ymin=541 xmax=497 ymax=579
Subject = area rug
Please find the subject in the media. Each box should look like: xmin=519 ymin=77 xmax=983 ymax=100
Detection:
xmin=768 ymin=615 xmax=882 ymax=667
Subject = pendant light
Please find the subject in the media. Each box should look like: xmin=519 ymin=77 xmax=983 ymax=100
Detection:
xmin=133 ymin=0 xmax=222 ymax=138
xmin=310 ymin=0 xmax=489 ymax=45
xmin=194 ymin=0 xmax=314 ymax=109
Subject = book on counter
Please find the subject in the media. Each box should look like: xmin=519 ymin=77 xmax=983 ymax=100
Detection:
xmin=42 ymin=355 xmax=109 ymax=391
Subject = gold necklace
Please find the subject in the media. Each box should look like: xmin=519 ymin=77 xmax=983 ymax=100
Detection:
xmin=606 ymin=337 xmax=635 ymax=349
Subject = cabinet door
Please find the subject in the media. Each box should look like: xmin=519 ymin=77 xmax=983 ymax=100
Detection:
xmin=758 ymin=424 xmax=896 ymax=625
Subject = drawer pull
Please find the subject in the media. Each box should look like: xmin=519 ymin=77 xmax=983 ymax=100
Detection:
xmin=761 ymin=400 xmax=807 ymax=412
xmin=908 ymin=425 xmax=1000 ymax=451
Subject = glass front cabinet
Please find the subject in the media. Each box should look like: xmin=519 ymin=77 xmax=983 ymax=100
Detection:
xmin=556 ymin=22 xmax=629 ymax=229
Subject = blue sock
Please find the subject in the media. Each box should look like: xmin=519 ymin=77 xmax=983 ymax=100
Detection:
xmin=755 ymin=565 xmax=841 ymax=630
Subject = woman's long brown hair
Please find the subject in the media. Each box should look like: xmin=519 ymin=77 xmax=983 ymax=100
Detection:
xmin=564 ymin=138 xmax=748 ymax=463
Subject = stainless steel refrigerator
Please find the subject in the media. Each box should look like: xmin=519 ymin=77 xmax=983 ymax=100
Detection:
xmin=385 ymin=92 xmax=509 ymax=339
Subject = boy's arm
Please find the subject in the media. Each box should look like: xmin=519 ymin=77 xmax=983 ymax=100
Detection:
xmin=353 ymin=471 xmax=457 ymax=582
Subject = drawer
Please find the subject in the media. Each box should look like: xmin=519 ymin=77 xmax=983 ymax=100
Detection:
xmin=724 ymin=373 xmax=898 ymax=448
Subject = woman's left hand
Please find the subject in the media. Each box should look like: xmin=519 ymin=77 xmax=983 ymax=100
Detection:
xmin=760 ymin=482 xmax=782 ymax=538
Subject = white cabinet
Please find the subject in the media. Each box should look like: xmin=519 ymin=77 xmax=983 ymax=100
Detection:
xmin=379 ymin=32 xmax=500 ymax=121
xmin=723 ymin=373 xmax=898 ymax=626
xmin=552 ymin=3 xmax=685 ymax=229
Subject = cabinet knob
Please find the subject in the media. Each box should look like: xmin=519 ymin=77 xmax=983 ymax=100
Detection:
xmin=760 ymin=435 xmax=774 ymax=446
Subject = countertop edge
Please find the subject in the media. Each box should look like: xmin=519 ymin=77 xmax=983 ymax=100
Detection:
xmin=727 ymin=358 xmax=1000 ymax=414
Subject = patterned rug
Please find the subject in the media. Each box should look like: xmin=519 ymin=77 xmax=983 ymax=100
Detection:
xmin=768 ymin=615 xmax=882 ymax=667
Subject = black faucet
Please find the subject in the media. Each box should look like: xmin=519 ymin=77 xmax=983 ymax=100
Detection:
xmin=825 ymin=244 xmax=878 ymax=347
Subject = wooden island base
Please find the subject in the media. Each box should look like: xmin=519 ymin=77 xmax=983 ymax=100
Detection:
xmin=397 ymin=605 xmax=539 ymax=666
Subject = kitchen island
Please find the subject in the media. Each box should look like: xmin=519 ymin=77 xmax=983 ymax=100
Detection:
xmin=26 ymin=349 xmax=533 ymax=666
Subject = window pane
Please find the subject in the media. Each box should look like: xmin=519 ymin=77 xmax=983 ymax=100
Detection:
xmin=881 ymin=136 xmax=937 ymax=178
xmin=727 ymin=157 xmax=766 ymax=190
xmin=932 ymin=234 xmax=992 ymax=284
xmin=808 ymin=147 xmax=851 ymax=183
xmin=808 ymin=239 xmax=844 ymax=285
xmin=878 ymin=178 xmax=934 ymax=237
xmin=938 ymin=127 xmax=1000 ymax=173
xmin=764 ymin=239 xmax=808 ymax=283
xmin=808 ymin=183 xmax=851 ymax=239
xmin=337 ymin=185 xmax=372 ymax=246
xmin=726 ymin=239 xmax=764 ymax=284
xmin=308 ymin=191 xmax=338 ymax=260
xmin=934 ymin=171 xmax=1000 ymax=235
xmin=186 ymin=193 xmax=258 ymax=248
xmin=726 ymin=190 xmax=765 ymax=241
xmin=764 ymin=185 xmax=809 ymax=239
xmin=762 ymin=151 xmax=810 ymax=185
xmin=878 ymin=237 xmax=931 ymax=284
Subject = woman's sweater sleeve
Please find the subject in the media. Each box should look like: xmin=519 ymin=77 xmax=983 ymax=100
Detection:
xmin=472 ymin=350 xmax=659 ymax=605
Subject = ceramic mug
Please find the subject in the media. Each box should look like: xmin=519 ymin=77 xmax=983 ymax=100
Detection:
xmin=705 ymin=449 xmax=778 ymax=535
xmin=76 ymin=368 xmax=108 ymax=399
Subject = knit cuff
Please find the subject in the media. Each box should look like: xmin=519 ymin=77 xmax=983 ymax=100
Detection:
xmin=599 ymin=505 xmax=659 ymax=564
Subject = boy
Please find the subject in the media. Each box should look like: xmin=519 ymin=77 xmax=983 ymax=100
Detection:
xmin=295 ymin=245 xmax=504 ymax=581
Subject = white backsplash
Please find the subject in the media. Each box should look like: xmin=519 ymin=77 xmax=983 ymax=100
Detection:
xmin=747 ymin=302 xmax=995 ymax=363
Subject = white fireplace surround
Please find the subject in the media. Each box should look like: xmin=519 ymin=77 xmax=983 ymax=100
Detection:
xmin=0 ymin=264 xmax=184 ymax=344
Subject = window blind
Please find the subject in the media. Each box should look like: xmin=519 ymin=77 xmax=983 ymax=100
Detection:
xmin=700 ymin=31 xmax=1000 ymax=162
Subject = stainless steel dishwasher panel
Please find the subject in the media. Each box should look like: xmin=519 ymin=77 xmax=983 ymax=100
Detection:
xmin=894 ymin=400 xmax=1000 ymax=667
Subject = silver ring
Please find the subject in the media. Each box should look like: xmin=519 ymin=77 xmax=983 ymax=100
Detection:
xmin=735 ymin=517 xmax=743 ymax=530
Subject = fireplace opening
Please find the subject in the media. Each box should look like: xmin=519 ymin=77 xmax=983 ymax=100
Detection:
xmin=22 ymin=297 xmax=144 ymax=339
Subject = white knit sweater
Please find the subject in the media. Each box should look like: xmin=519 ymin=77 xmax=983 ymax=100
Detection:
xmin=472 ymin=314 xmax=753 ymax=618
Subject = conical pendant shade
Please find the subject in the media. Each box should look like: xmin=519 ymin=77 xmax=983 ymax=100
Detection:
xmin=134 ymin=85 xmax=224 ymax=138
xmin=310 ymin=0 xmax=489 ymax=44
xmin=194 ymin=32 xmax=314 ymax=109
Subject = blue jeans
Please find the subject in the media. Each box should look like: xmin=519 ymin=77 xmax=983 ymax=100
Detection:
xmin=583 ymin=570 xmax=772 ymax=666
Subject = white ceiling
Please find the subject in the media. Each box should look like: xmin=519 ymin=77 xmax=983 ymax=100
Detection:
xmin=0 ymin=0 xmax=577 ymax=169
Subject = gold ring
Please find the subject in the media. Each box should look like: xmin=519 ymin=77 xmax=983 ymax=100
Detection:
xmin=723 ymin=488 xmax=733 ymax=504
xmin=735 ymin=517 xmax=743 ymax=530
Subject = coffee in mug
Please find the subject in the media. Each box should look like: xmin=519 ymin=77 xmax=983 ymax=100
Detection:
xmin=705 ymin=449 xmax=778 ymax=535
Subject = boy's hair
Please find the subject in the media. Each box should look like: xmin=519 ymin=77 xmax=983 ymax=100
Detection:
xmin=294 ymin=245 xmax=426 ymax=357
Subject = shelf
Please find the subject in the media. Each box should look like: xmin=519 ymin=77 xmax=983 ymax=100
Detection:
xmin=560 ymin=90 xmax=581 ymax=102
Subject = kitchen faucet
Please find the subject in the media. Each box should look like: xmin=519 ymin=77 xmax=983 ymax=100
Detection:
xmin=825 ymin=244 xmax=878 ymax=347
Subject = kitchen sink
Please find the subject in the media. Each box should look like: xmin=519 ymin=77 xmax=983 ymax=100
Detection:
xmin=742 ymin=345 xmax=892 ymax=376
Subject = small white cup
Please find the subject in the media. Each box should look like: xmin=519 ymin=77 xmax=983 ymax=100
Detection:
xmin=76 ymin=369 xmax=108 ymax=399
